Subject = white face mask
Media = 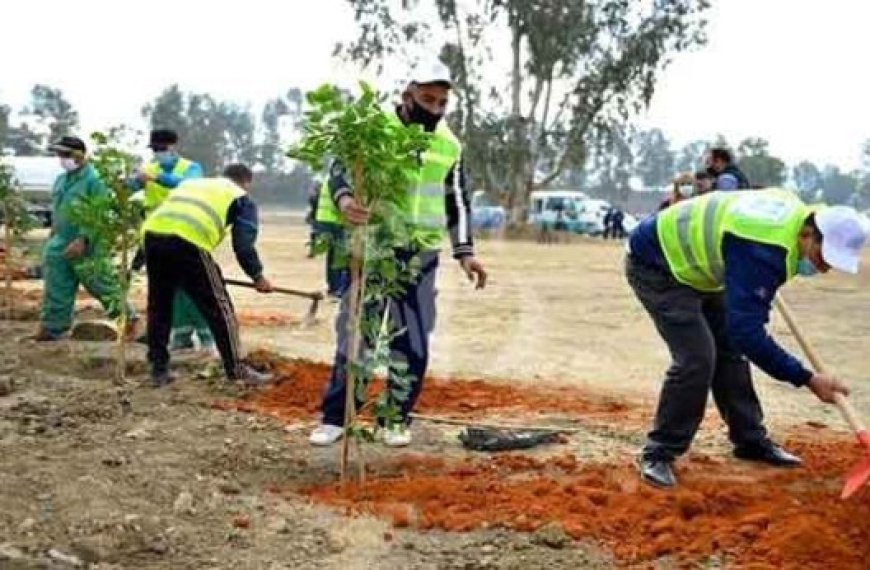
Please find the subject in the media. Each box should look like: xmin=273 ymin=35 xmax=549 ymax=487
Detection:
xmin=677 ymin=184 xmax=694 ymax=198
xmin=60 ymin=158 xmax=78 ymax=171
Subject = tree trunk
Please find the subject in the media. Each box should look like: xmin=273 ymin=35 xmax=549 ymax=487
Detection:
xmin=340 ymin=160 xmax=368 ymax=487
xmin=3 ymin=201 xmax=12 ymax=319
xmin=509 ymin=14 xmax=526 ymax=225
xmin=116 ymin=235 xmax=129 ymax=386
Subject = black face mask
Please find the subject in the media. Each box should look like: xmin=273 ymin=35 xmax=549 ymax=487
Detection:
xmin=407 ymin=98 xmax=443 ymax=132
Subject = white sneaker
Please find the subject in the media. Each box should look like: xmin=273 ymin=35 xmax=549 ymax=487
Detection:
xmin=309 ymin=424 xmax=344 ymax=446
xmin=382 ymin=425 xmax=412 ymax=448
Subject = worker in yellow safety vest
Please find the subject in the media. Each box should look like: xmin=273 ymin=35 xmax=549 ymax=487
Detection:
xmin=308 ymin=61 xmax=488 ymax=449
xmin=626 ymin=188 xmax=865 ymax=488
xmin=132 ymin=129 xmax=215 ymax=356
xmin=141 ymin=163 xmax=274 ymax=388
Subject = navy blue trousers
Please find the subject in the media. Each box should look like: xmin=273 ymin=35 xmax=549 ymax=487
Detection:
xmin=320 ymin=250 xmax=438 ymax=426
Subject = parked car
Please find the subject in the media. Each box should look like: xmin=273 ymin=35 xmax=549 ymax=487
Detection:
xmin=470 ymin=190 xmax=506 ymax=232
xmin=528 ymin=190 xmax=592 ymax=233
xmin=528 ymin=190 xmax=638 ymax=236
xmin=1 ymin=156 xmax=60 ymax=228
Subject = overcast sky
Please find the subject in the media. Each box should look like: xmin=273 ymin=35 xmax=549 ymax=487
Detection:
xmin=2 ymin=0 xmax=868 ymax=170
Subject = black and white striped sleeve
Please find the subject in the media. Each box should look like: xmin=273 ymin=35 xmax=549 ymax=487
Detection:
xmin=444 ymin=155 xmax=474 ymax=259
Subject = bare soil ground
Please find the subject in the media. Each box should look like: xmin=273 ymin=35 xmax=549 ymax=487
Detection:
xmin=1 ymin=214 xmax=868 ymax=569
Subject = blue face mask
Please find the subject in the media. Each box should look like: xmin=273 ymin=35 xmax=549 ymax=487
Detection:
xmin=154 ymin=151 xmax=175 ymax=167
xmin=796 ymin=257 xmax=818 ymax=277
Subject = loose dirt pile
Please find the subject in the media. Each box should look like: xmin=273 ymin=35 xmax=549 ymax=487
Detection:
xmin=219 ymin=350 xmax=636 ymax=425
xmin=222 ymin=351 xmax=870 ymax=568
xmin=302 ymin=438 xmax=870 ymax=569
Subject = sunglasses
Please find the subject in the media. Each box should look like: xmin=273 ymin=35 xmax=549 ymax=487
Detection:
xmin=57 ymin=151 xmax=73 ymax=159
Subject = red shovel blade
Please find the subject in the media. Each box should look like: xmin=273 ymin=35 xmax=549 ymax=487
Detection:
xmin=841 ymin=430 xmax=870 ymax=500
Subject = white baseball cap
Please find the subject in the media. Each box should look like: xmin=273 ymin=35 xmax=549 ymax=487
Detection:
xmin=815 ymin=206 xmax=868 ymax=274
xmin=410 ymin=60 xmax=453 ymax=88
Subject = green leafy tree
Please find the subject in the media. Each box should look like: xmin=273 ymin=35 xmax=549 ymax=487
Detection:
xmin=792 ymin=161 xmax=823 ymax=199
xmin=288 ymin=83 xmax=431 ymax=483
xmin=339 ymin=0 xmax=710 ymax=222
xmin=66 ymin=131 xmax=140 ymax=384
xmin=675 ymin=140 xmax=709 ymax=174
xmin=142 ymin=86 xmax=257 ymax=174
xmin=634 ymin=128 xmax=675 ymax=188
xmin=0 ymin=105 xmax=10 ymax=151
xmin=821 ymin=165 xmax=858 ymax=205
xmin=27 ymin=84 xmax=80 ymax=142
xmin=736 ymin=137 xmax=785 ymax=187
xmin=0 ymin=162 xmax=37 ymax=316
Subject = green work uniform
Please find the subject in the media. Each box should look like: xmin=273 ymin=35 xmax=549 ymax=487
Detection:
xmin=40 ymin=164 xmax=136 ymax=334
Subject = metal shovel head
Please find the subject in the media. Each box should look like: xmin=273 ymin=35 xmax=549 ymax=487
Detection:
xmin=302 ymin=297 xmax=320 ymax=327
xmin=841 ymin=430 xmax=870 ymax=500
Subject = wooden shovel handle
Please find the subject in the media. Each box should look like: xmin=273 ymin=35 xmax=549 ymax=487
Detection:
xmin=774 ymin=295 xmax=867 ymax=433
xmin=224 ymin=278 xmax=323 ymax=301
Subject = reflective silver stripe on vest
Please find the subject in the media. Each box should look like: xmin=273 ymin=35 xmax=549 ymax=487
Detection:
xmin=674 ymin=193 xmax=728 ymax=286
xmin=415 ymin=214 xmax=447 ymax=229
xmin=675 ymin=204 xmax=701 ymax=278
xmin=150 ymin=211 xmax=218 ymax=246
xmin=416 ymin=183 xmax=444 ymax=198
xmin=164 ymin=195 xmax=227 ymax=243
xmin=166 ymin=195 xmax=225 ymax=235
xmin=703 ymin=193 xmax=728 ymax=282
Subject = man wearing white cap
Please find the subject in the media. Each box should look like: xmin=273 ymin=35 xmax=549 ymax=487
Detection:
xmin=309 ymin=60 xmax=488 ymax=448
xmin=626 ymin=188 xmax=864 ymax=488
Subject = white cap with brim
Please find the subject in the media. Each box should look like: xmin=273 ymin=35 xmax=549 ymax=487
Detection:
xmin=410 ymin=60 xmax=453 ymax=88
xmin=815 ymin=206 xmax=868 ymax=274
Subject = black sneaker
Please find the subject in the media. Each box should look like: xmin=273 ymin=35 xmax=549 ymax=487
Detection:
xmin=233 ymin=364 xmax=273 ymax=387
xmin=638 ymin=456 xmax=677 ymax=489
xmin=151 ymin=370 xmax=176 ymax=388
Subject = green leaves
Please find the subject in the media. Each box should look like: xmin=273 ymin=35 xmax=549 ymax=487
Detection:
xmin=290 ymin=83 xmax=432 ymax=449
xmin=64 ymin=131 xmax=142 ymax=381
xmin=0 ymin=163 xmax=38 ymax=238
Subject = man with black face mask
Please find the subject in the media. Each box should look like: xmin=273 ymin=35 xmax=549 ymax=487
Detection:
xmin=309 ymin=62 xmax=488 ymax=448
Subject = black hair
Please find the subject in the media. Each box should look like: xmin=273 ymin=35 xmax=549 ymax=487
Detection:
xmin=805 ymin=213 xmax=824 ymax=243
xmin=694 ymin=171 xmax=713 ymax=181
xmin=223 ymin=163 xmax=254 ymax=186
xmin=710 ymin=147 xmax=733 ymax=164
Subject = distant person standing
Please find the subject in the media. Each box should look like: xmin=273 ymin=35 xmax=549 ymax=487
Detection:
xmin=602 ymin=207 xmax=613 ymax=238
xmin=706 ymin=148 xmax=750 ymax=190
xmin=611 ymin=208 xmax=626 ymax=239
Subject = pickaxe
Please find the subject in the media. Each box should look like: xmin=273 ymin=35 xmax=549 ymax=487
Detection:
xmin=774 ymin=295 xmax=870 ymax=499
xmin=225 ymin=278 xmax=323 ymax=327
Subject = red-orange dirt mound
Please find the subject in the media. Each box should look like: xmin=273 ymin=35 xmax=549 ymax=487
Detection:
xmin=302 ymin=438 xmax=870 ymax=569
xmin=217 ymin=350 xmax=638 ymax=424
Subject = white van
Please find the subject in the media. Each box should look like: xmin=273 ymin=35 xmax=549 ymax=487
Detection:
xmin=528 ymin=190 xmax=593 ymax=233
xmin=1 ymin=156 xmax=61 ymax=227
xmin=528 ymin=190 xmax=638 ymax=235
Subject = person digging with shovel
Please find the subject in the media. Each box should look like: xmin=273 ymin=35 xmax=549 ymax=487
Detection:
xmin=141 ymin=163 xmax=274 ymax=387
xmin=626 ymin=188 xmax=865 ymax=488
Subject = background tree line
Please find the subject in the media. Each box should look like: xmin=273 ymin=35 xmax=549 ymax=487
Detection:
xmin=0 ymin=84 xmax=316 ymax=207
xmin=3 ymin=77 xmax=870 ymax=213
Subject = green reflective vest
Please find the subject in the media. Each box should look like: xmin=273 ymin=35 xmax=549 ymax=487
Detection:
xmin=142 ymin=157 xmax=194 ymax=210
xmin=316 ymin=111 xmax=461 ymax=250
xmin=143 ymin=177 xmax=245 ymax=252
xmin=657 ymin=189 xmax=810 ymax=292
